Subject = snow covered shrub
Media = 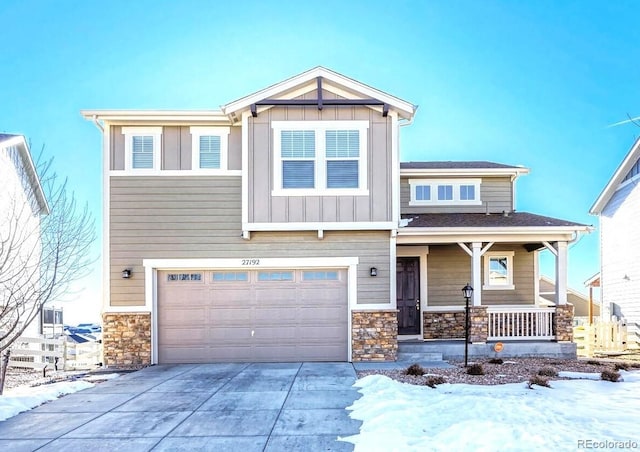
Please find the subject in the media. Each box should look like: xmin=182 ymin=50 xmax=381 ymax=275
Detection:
xmin=423 ymin=375 xmax=446 ymax=388
xmin=527 ymin=375 xmax=550 ymax=388
xmin=488 ymin=358 xmax=503 ymax=364
xmin=466 ymin=363 xmax=484 ymax=375
xmin=601 ymin=369 xmax=621 ymax=382
xmin=537 ymin=367 xmax=558 ymax=377
xmin=405 ymin=364 xmax=426 ymax=376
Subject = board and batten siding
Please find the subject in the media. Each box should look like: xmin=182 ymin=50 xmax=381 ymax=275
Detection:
xmin=109 ymin=125 xmax=242 ymax=171
xmin=601 ymin=181 xmax=640 ymax=330
xmin=426 ymin=244 xmax=535 ymax=307
xmin=109 ymin=176 xmax=390 ymax=307
xmin=248 ymin=97 xmax=393 ymax=224
xmin=400 ymin=176 xmax=513 ymax=214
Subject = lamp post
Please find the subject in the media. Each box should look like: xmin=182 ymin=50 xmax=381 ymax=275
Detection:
xmin=462 ymin=283 xmax=474 ymax=367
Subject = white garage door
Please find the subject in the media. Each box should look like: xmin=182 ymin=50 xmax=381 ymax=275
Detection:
xmin=157 ymin=268 xmax=348 ymax=363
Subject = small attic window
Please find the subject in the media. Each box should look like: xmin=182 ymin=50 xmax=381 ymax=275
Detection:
xmin=409 ymin=179 xmax=481 ymax=206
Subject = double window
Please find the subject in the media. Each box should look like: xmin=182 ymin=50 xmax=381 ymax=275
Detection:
xmin=122 ymin=127 xmax=162 ymax=171
xmin=409 ymin=179 xmax=481 ymax=206
xmin=190 ymin=127 xmax=230 ymax=171
xmin=272 ymin=121 xmax=369 ymax=196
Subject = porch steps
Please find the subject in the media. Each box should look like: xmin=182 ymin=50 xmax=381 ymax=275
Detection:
xmin=396 ymin=341 xmax=444 ymax=363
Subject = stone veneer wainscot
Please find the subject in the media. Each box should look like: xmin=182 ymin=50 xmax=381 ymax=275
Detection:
xmin=351 ymin=310 xmax=398 ymax=361
xmin=102 ymin=313 xmax=151 ymax=366
xmin=555 ymin=304 xmax=574 ymax=342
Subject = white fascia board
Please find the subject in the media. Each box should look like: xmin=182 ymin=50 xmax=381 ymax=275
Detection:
xmin=2 ymin=135 xmax=50 ymax=214
xmin=244 ymin=222 xmax=396 ymax=231
xmin=81 ymin=110 xmax=229 ymax=123
xmin=400 ymin=167 xmax=530 ymax=178
xmin=221 ymin=66 xmax=416 ymax=119
xmin=143 ymin=257 xmax=359 ymax=270
xmin=590 ymin=136 xmax=640 ymax=214
xmin=398 ymin=226 xmax=592 ymax=235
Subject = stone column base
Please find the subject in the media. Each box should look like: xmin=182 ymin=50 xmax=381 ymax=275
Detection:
xmin=555 ymin=304 xmax=574 ymax=342
xmin=351 ymin=310 xmax=398 ymax=361
xmin=102 ymin=312 xmax=151 ymax=366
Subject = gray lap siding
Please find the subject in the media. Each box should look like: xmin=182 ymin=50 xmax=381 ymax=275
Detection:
xmin=109 ymin=176 xmax=390 ymax=307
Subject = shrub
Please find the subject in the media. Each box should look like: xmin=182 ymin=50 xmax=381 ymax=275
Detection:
xmin=614 ymin=362 xmax=630 ymax=371
xmin=424 ymin=375 xmax=447 ymax=388
xmin=488 ymin=358 xmax=504 ymax=364
xmin=405 ymin=363 xmax=425 ymax=376
xmin=537 ymin=367 xmax=558 ymax=377
xmin=601 ymin=369 xmax=621 ymax=382
xmin=527 ymin=375 xmax=550 ymax=389
xmin=466 ymin=363 xmax=484 ymax=375
xmin=586 ymin=359 xmax=602 ymax=366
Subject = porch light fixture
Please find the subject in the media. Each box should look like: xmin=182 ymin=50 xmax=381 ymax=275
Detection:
xmin=122 ymin=269 xmax=132 ymax=279
xmin=370 ymin=267 xmax=378 ymax=277
xmin=461 ymin=283 xmax=474 ymax=367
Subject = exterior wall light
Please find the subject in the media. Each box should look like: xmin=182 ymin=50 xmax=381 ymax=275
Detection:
xmin=122 ymin=269 xmax=132 ymax=279
xmin=370 ymin=267 xmax=378 ymax=277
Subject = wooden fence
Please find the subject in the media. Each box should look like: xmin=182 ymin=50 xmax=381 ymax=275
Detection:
xmin=7 ymin=336 xmax=102 ymax=371
xmin=573 ymin=317 xmax=628 ymax=357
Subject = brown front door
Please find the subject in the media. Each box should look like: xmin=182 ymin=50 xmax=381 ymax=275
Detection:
xmin=397 ymin=257 xmax=420 ymax=335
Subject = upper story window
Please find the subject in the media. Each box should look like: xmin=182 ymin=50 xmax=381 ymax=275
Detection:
xmin=483 ymin=251 xmax=515 ymax=290
xmin=409 ymin=178 xmax=481 ymax=206
xmin=122 ymin=127 xmax=162 ymax=171
xmin=190 ymin=127 xmax=230 ymax=172
xmin=272 ymin=121 xmax=369 ymax=196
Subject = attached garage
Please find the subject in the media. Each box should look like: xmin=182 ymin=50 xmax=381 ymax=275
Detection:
xmin=157 ymin=268 xmax=349 ymax=363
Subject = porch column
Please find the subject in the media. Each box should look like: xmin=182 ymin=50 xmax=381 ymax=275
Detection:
xmin=555 ymin=241 xmax=568 ymax=305
xmin=471 ymin=242 xmax=482 ymax=306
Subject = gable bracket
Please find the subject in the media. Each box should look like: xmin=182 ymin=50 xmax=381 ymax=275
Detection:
xmin=250 ymin=104 xmax=257 ymax=117
xmin=382 ymin=103 xmax=389 ymax=117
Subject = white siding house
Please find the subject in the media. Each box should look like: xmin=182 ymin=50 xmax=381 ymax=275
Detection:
xmin=0 ymin=134 xmax=49 ymax=338
xmin=591 ymin=136 xmax=640 ymax=348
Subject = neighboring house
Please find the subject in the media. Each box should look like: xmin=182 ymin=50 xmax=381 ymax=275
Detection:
xmin=83 ymin=67 xmax=591 ymax=365
xmin=0 ymin=133 xmax=50 ymax=340
xmin=539 ymin=276 xmax=600 ymax=322
xmin=590 ymin=136 xmax=640 ymax=348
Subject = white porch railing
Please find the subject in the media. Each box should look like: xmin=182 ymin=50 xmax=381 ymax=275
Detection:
xmin=487 ymin=306 xmax=556 ymax=341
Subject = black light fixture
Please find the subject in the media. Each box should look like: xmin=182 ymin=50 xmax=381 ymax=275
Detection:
xmin=370 ymin=267 xmax=378 ymax=277
xmin=461 ymin=283 xmax=474 ymax=367
xmin=122 ymin=269 xmax=132 ymax=279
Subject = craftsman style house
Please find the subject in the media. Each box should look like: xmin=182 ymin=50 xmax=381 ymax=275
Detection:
xmin=83 ymin=67 xmax=590 ymax=365
xmin=591 ymin=136 xmax=640 ymax=349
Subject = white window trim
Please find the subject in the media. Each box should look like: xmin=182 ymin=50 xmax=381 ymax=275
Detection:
xmin=190 ymin=126 xmax=231 ymax=173
xmin=272 ymin=120 xmax=369 ymax=196
xmin=409 ymin=178 xmax=481 ymax=206
xmin=122 ymin=126 xmax=162 ymax=172
xmin=483 ymin=251 xmax=515 ymax=290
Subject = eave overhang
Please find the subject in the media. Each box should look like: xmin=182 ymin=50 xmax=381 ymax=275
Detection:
xmin=590 ymin=136 xmax=640 ymax=215
xmin=0 ymin=135 xmax=50 ymax=215
xmin=396 ymin=225 xmax=593 ymax=244
xmin=400 ymin=167 xmax=530 ymax=178
xmin=80 ymin=110 xmax=230 ymax=124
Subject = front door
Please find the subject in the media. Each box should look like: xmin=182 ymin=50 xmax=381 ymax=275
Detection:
xmin=397 ymin=257 xmax=420 ymax=335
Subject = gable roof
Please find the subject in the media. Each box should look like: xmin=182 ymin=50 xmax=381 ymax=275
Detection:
xmin=590 ymin=136 xmax=640 ymax=214
xmin=0 ymin=134 xmax=49 ymax=214
xmin=220 ymin=66 xmax=417 ymax=120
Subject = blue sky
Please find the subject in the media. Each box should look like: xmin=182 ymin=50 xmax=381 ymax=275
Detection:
xmin=2 ymin=0 xmax=639 ymax=322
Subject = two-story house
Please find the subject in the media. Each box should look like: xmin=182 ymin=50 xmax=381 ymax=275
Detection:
xmin=83 ymin=67 xmax=591 ymax=366
xmin=0 ymin=133 xmax=50 ymax=340
xmin=590 ymin=136 xmax=640 ymax=349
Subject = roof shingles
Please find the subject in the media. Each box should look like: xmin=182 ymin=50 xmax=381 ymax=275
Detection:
xmin=401 ymin=212 xmax=589 ymax=228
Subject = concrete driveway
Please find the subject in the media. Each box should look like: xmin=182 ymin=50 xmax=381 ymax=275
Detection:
xmin=0 ymin=362 xmax=361 ymax=451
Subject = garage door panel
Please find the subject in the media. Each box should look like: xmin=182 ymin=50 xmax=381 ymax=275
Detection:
xmin=158 ymin=268 xmax=348 ymax=363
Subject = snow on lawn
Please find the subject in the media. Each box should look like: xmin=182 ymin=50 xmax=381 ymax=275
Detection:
xmin=342 ymin=371 xmax=640 ymax=452
xmin=0 ymin=373 xmax=120 ymax=421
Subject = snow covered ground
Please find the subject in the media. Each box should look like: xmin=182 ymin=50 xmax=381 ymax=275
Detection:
xmin=342 ymin=371 xmax=640 ymax=451
xmin=0 ymin=373 xmax=120 ymax=421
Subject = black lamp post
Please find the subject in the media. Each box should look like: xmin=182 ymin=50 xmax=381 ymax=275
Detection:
xmin=462 ymin=283 xmax=474 ymax=367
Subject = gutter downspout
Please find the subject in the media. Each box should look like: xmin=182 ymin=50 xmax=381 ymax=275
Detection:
xmin=91 ymin=115 xmax=104 ymax=133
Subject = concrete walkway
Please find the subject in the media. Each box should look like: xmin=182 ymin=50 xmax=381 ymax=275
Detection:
xmin=0 ymin=363 xmax=362 ymax=451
